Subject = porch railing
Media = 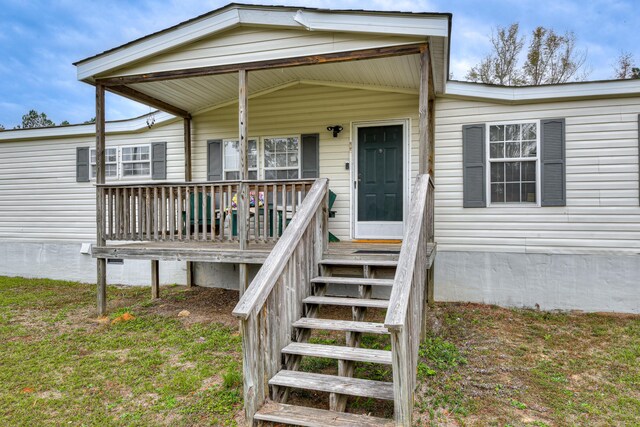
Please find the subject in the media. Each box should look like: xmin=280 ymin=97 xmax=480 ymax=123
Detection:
xmin=385 ymin=174 xmax=434 ymax=425
xmin=96 ymin=179 xmax=316 ymax=244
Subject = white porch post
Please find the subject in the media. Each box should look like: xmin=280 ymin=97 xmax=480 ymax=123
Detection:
xmin=238 ymin=69 xmax=249 ymax=295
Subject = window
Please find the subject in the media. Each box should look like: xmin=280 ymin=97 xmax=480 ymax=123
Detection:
xmin=264 ymin=136 xmax=300 ymax=180
xmin=223 ymin=139 xmax=258 ymax=180
xmin=90 ymin=148 xmax=117 ymax=178
xmin=90 ymin=145 xmax=151 ymax=180
xmin=121 ymin=146 xmax=151 ymax=177
xmin=488 ymin=122 xmax=538 ymax=204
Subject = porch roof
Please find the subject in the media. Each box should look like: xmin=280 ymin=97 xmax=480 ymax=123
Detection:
xmin=74 ymin=3 xmax=451 ymax=115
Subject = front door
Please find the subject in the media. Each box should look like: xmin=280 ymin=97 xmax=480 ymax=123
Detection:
xmin=354 ymin=124 xmax=404 ymax=239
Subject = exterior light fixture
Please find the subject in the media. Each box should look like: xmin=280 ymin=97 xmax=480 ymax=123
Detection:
xmin=327 ymin=125 xmax=343 ymax=137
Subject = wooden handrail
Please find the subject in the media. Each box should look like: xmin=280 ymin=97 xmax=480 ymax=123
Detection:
xmin=384 ymin=173 xmax=434 ymax=426
xmin=384 ymin=174 xmax=433 ymax=331
xmin=96 ymin=178 xmax=316 ymax=188
xmin=232 ymin=178 xmax=329 ymax=319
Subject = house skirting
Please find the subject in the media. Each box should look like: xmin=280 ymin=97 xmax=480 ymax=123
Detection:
xmin=435 ymin=251 xmax=640 ymax=314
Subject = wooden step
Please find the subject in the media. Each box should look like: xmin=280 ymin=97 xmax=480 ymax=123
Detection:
xmin=311 ymin=276 xmax=395 ymax=286
xmin=303 ymin=296 xmax=389 ymax=309
xmin=320 ymin=259 xmax=398 ymax=267
xmin=255 ymin=401 xmax=394 ymax=427
xmin=282 ymin=342 xmax=392 ymax=364
xmin=269 ymin=370 xmax=394 ymax=400
xmin=292 ymin=317 xmax=389 ymax=335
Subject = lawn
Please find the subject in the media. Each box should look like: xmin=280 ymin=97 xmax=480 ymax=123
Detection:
xmin=0 ymin=276 xmax=638 ymax=426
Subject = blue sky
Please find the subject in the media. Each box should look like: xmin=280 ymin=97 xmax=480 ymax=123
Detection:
xmin=1 ymin=0 xmax=638 ymax=128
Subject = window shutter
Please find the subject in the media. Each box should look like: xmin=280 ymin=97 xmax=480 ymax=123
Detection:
xmin=462 ymin=124 xmax=486 ymax=207
xmin=540 ymin=118 xmax=566 ymax=207
xmin=76 ymin=147 xmax=90 ymax=182
xmin=207 ymin=139 xmax=223 ymax=181
xmin=151 ymin=142 xmax=167 ymax=180
xmin=301 ymin=133 xmax=320 ymax=178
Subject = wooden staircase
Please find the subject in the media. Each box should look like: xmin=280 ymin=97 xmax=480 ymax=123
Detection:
xmin=233 ymin=175 xmax=435 ymax=426
xmin=254 ymin=257 xmax=398 ymax=426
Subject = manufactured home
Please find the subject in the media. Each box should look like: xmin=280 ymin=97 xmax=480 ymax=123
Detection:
xmin=1 ymin=3 xmax=639 ymax=425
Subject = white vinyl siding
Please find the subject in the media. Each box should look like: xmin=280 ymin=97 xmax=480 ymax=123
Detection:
xmin=435 ymin=96 xmax=640 ymax=255
xmin=0 ymin=120 xmax=184 ymax=243
xmin=111 ymin=26 xmax=425 ymax=77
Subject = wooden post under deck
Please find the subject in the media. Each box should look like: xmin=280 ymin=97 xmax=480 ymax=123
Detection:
xmin=238 ymin=69 xmax=249 ymax=295
xmin=151 ymin=260 xmax=160 ymax=299
xmin=183 ymin=117 xmax=195 ymax=288
xmin=418 ymin=45 xmax=432 ymax=175
xmin=95 ymin=84 xmax=107 ymax=316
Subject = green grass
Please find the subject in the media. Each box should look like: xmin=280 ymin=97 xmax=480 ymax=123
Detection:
xmin=0 ymin=276 xmax=242 ymax=426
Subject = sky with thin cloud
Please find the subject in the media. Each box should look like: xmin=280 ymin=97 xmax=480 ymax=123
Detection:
xmin=0 ymin=0 xmax=638 ymax=128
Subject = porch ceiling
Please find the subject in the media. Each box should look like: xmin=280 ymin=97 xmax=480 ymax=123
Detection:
xmin=120 ymin=54 xmax=423 ymax=114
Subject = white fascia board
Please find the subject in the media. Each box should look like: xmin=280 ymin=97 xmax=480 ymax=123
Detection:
xmin=445 ymin=80 xmax=640 ymax=103
xmin=293 ymin=10 xmax=448 ymax=37
xmin=0 ymin=112 xmax=176 ymax=142
xmin=76 ymin=9 xmax=242 ymax=81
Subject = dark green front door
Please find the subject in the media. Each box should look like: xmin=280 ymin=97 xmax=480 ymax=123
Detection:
xmin=357 ymin=125 xmax=403 ymax=222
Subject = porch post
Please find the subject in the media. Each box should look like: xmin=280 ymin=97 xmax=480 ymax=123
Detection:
xmin=183 ymin=117 xmax=195 ymax=287
xmin=238 ymin=69 xmax=249 ymax=295
xmin=95 ymin=84 xmax=107 ymax=316
xmin=418 ymin=45 xmax=432 ymax=175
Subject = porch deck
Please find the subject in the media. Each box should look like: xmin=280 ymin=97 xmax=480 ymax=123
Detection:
xmin=92 ymin=241 xmax=435 ymax=264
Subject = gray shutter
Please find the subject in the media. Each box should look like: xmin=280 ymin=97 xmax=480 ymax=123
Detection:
xmin=207 ymin=139 xmax=223 ymax=181
xmin=540 ymin=118 xmax=566 ymax=206
xmin=462 ymin=124 xmax=486 ymax=207
xmin=151 ymin=142 xmax=167 ymax=180
xmin=301 ymin=133 xmax=320 ymax=178
xmin=76 ymin=147 xmax=90 ymax=182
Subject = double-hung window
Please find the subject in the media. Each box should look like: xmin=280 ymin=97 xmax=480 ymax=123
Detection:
xmin=90 ymin=148 xmax=117 ymax=179
xmin=89 ymin=145 xmax=151 ymax=180
xmin=488 ymin=122 xmax=538 ymax=204
xmin=223 ymin=139 xmax=258 ymax=180
xmin=121 ymin=146 xmax=151 ymax=177
xmin=264 ymin=136 xmax=300 ymax=180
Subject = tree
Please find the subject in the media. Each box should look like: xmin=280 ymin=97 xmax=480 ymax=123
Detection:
xmin=60 ymin=120 xmax=70 ymax=126
xmin=0 ymin=124 xmax=4 ymax=131
xmin=466 ymin=24 xmax=524 ymax=85
xmin=17 ymin=110 xmax=55 ymax=129
xmin=612 ymin=51 xmax=639 ymax=79
xmin=84 ymin=117 xmax=96 ymax=124
xmin=466 ymin=23 xmax=589 ymax=86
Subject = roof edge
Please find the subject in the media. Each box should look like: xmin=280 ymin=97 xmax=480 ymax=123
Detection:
xmin=0 ymin=112 xmax=177 ymax=142
xmin=443 ymin=79 xmax=640 ymax=103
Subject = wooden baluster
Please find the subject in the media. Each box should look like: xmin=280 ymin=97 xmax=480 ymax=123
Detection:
xmin=177 ymin=186 xmax=183 ymax=241
xmin=219 ymin=185 xmax=225 ymax=242
xmin=107 ymin=188 xmax=113 ymax=240
xmin=201 ymin=184 xmax=208 ymax=241
xmin=153 ymin=187 xmax=159 ymax=241
xmin=123 ymin=187 xmax=129 ymax=240
xmin=137 ymin=187 xmax=143 ymax=240
xmin=271 ymin=184 xmax=277 ymax=240
xmin=227 ymin=184 xmax=233 ymax=241
xmin=169 ymin=186 xmax=175 ymax=241
xmin=262 ymin=184 xmax=268 ymax=242
xmin=210 ymin=185 xmax=216 ymax=242
xmin=193 ymin=185 xmax=199 ymax=240
xmin=291 ymin=183 xmax=297 ymax=219
xmin=160 ymin=187 xmax=166 ymax=240
xmin=145 ymin=187 xmax=151 ymax=240
xmin=253 ymin=184 xmax=259 ymax=242
xmin=281 ymin=183 xmax=287 ymax=235
xmin=185 ymin=186 xmax=191 ymax=241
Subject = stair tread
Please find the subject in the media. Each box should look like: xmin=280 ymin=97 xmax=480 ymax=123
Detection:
xmin=283 ymin=342 xmax=392 ymax=364
xmin=320 ymin=259 xmax=398 ymax=267
xmin=292 ymin=317 xmax=389 ymax=335
xmin=255 ymin=401 xmax=394 ymax=427
xmin=269 ymin=370 xmax=394 ymax=400
xmin=303 ymin=296 xmax=389 ymax=309
xmin=311 ymin=276 xmax=394 ymax=286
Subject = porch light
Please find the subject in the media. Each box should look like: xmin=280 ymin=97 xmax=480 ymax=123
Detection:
xmin=327 ymin=125 xmax=343 ymax=137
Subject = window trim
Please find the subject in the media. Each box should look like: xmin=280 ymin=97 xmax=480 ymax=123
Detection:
xmin=90 ymin=147 xmax=118 ymax=180
xmin=222 ymin=138 xmax=259 ymax=180
xmin=90 ymin=144 xmax=152 ymax=181
xmin=262 ymin=134 xmax=302 ymax=180
xmin=485 ymin=120 xmax=541 ymax=207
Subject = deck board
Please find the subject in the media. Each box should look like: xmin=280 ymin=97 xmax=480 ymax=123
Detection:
xmin=93 ymin=240 xmax=434 ymax=265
